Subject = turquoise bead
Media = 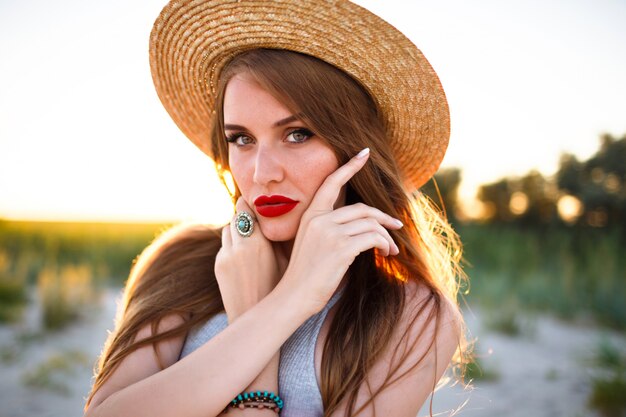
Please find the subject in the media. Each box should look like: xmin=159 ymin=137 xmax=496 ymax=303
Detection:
xmin=244 ymin=393 xmax=249 ymax=399
xmin=237 ymin=394 xmax=243 ymax=401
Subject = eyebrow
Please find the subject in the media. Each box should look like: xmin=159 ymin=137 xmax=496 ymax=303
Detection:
xmin=224 ymin=114 xmax=303 ymax=131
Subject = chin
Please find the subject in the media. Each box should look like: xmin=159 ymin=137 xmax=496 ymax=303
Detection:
xmin=257 ymin=219 xmax=298 ymax=242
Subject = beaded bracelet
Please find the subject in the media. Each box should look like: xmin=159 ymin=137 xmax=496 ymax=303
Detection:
xmin=224 ymin=391 xmax=284 ymax=414
xmin=225 ymin=401 xmax=280 ymax=414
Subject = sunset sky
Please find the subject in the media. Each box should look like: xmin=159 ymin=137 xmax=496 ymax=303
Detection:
xmin=1 ymin=0 xmax=625 ymax=224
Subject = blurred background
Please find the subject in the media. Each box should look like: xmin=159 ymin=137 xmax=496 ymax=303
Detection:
xmin=1 ymin=0 xmax=625 ymax=416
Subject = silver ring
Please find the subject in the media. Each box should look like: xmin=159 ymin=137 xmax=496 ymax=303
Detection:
xmin=235 ymin=211 xmax=254 ymax=237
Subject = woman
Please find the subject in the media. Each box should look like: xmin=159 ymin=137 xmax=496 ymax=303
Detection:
xmin=85 ymin=1 xmax=467 ymax=416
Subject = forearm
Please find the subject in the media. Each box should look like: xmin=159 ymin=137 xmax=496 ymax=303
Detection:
xmin=219 ymin=276 xmax=281 ymax=415
xmin=219 ymin=353 xmax=280 ymax=416
xmin=87 ymin=281 xmax=309 ymax=417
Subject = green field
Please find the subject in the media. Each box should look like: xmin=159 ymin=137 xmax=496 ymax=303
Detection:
xmin=459 ymin=223 xmax=626 ymax=329
xmin=0 ymin=219 xmax=172 ymax=285
xmin=0 ymin=220 xmax=172 ymax=327
xmin=1 ymin=219 xmax=624 ymax=329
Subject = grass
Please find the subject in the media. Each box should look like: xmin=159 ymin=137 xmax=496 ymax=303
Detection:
xmin=37 ymin=263 xmax=100 ymax=330
xmin=0 ymin=344 xmax=21 ymax=364
xmin=0 ymin=220 xmax=167 ymax=330
xmin=592 ymin=337 xmax=624 ymax=369
xmin=463 ymin=344 xmax=499 ymax=383
xmin=481 ymin=298 xmax=537 ymax=337
xmin=586 ymin=338 xmax=626 ymax=416
xmin=590 ymin=376 xmax=626 ymax=417
xmin=544 ymin=368 xmax=559 ymax=381
xmin=0 ymin=219 xmax=171 ymax=286
xmin=482 ymin=298 xmax=521 ymax=336
xmin=0 ymin=219 xmax=169 ymax=328
xmin=21 ymin=349 xmax=90 ymax=395
xmin=459 ymin=224 xmax=626 ymax=330
xmin=0 ymin=249 xmax=28 ymax=322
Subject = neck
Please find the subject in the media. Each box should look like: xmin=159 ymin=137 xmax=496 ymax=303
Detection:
xmin=276 ymin=239 xmax=295 ymax=258
xmin=273 ymin=239 xmax=294 ymax=278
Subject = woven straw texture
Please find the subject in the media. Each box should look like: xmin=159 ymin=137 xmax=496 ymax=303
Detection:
xmin=149 ymin=0 xmax=450 ymax=189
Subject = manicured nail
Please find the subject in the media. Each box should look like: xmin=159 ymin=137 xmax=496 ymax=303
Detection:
xmin=393 ymin=243 xmax=400 ymax=255
xmin=393 ymin=219 xmax=403 ymax=228
xmin=356 ymin=148 xmax=370 ymax=159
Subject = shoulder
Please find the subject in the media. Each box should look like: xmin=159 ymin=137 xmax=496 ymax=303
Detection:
xmin=399 ymin=280 xmax=463 ymax=382
xmin=395 ymin=280 xmax=463 ymax=374
xmin=403 ymin=280 xmax=463 ymax=339
xmin=329 ymin=281 xmax=463 ymax=417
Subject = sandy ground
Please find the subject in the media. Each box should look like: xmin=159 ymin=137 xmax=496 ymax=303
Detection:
xmin=0 ymin=288 xmax=119 ymax=417
xmin=0 ymin=288 xmax=624 ymax=417
xmin=418 ymin=308 xmax=625 ymax=417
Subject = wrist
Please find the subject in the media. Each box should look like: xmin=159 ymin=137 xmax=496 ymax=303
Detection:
xmin=225 ymin=289 xmax=273 ymax=324
xmin=271 ymin=276 xmax=318 ymax=321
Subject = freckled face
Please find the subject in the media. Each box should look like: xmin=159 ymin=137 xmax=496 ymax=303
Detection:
xmin=224 ymin=73 xmax=340 ymax=242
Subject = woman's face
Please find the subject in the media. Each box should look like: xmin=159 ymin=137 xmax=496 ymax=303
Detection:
xmin=224 ymin=73 xmax=340 ymax=242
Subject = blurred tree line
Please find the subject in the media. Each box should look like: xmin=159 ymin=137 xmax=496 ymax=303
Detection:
xmin=421 ymin=133 xmax=626 ymax=328
xmin=423 ymin=133 xmax=626 ymax=233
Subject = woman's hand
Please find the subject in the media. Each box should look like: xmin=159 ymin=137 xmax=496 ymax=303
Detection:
xmin=215 ymin=198 xmax=282 ymax=323
xmin=281 ymin=148 xmax=403 ymax=314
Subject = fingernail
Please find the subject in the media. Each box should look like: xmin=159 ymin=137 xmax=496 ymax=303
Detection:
xmin=393 ymin=219 xmax=403 ymax=228
xmin=356 ymin=148 xmax=370 ymax=159
xmin=393 ymin=243 xmax=400 ymax=255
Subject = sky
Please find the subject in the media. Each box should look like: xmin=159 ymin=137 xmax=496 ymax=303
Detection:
xmin=1 ymin=0 xmax=625 ymax=224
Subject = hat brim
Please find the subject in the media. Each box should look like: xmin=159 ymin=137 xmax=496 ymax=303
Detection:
xmin=149 ymin=0 xmax=450 ymax=189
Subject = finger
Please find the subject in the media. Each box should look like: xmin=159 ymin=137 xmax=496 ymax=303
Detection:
xmin=339 ymin=218 xmax=399 ymax=255
xmin=222 ymin=224 xmax=232 ymax=248
xmin=232 ymin=197 xmax=258 ymax=241
xmin=309 ymin=148 xmax=370 ymax=211
xmin=229 ymin=213 xmax=241 ymax=241
xmin=330 ymin=203 xmax=403 ymax=229
xmin=341 ymin=220 xmax=398 ymax=255
xmin=347 ymin=231 xmax=393 ymax=257
xmin=235 ymin=196 xmax=254 ymax=215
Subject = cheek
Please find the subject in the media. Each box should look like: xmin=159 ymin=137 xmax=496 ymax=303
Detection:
xmin=228 ymin=153 xmax=251 ymax=194
xmin=294 ymin=152 xmax=339 ymax=195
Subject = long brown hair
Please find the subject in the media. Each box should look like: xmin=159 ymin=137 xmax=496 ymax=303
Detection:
xmin=87 ymin=49 xmax=467 ymax=416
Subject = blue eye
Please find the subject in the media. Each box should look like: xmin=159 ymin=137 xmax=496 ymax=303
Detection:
xmin=226 ymin=133 xmax=254 ymax=146
xmin=286 ymin=128 xmax=314 ymax=144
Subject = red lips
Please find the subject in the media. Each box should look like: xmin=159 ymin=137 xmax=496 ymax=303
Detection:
xmin=254 ymin=195 xmax=299 ymax=217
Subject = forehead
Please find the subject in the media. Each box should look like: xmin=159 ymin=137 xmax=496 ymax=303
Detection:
xmin=223 ymin=74 xmax=294 ymax=125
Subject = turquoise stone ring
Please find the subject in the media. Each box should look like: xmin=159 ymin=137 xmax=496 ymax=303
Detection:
xmin=235 ymin=211 xmax=254 ymax=237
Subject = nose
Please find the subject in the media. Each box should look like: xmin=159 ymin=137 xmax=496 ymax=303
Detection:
xmin=253 ymin=145 xmax=284 ymax=186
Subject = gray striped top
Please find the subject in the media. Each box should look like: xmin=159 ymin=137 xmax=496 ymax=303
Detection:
xmin=180 ymin=290 xmax=343 ymax=416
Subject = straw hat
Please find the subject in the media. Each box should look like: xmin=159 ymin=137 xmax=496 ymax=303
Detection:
xmin=149 ymin=0 xmax=450 ymax=189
